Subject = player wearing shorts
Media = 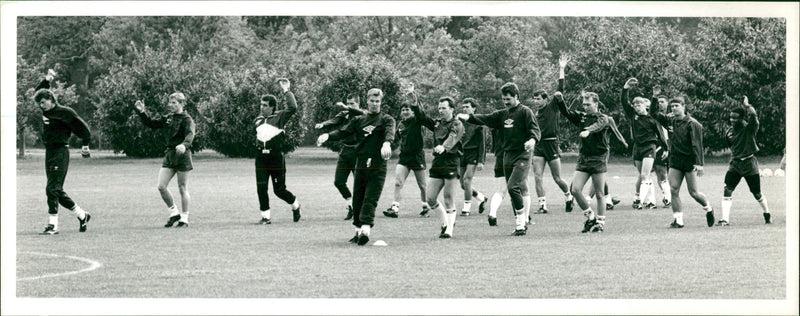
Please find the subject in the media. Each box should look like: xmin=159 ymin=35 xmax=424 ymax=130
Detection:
xmin=315 ymin=93 xmax=366 ymax=220
xmin=34 ymin=70 xmax=93 ymax=235
xmin=459 ymin=83 xmax=540 ymax=236
xmin=412 ymin=96 xmax=465 ymax=238
xmin=134 ymin=92 xmax=195 ymax=228
xmin=384 ymin=89 xmax=430 ymax=218
xmin=531 ymin=54 xmax=573 ymax=214
xmin=317 ymin=88 xmax=395 ymax=246
xmin=717 ymin=96 xmax=771 ymax=225
xmin=650 ymin=96 xmax=714 ymax=228
xmin=649 ymin=88 xmax=672 ymax=208
xmin=457 ymin=98 xmax=489 ymax=216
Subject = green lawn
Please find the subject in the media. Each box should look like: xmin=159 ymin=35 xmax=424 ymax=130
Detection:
xmin=12 ymin=148 xmax=789 ymax=302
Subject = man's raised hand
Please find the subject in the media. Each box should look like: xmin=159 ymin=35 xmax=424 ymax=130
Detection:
xmin=652 ymin=85 xmax=662 ymax=97
xmin=559 ymin=54 xmax=570 ymax=69
xmin=134 ymin=100 xmax=145 ymax=113
xmin=456 ymin=113 xmax=470 ymax=121
xmin=316 ymin=133 xmax=329 ymax=147
xmin=624 ymin=77 xmax=638 ymax=89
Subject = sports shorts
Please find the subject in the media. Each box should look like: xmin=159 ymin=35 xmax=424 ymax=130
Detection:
xmin=430 ymin=155 xmax=460 ymax=179
xmin=162 ymin=148 xmax=193 ymax=171
xmin=533 ymin=139 xmax=560 ymax=161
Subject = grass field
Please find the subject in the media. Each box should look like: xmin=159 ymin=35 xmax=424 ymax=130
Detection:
xmin=10 ymin=147 xmax=791 ymax=302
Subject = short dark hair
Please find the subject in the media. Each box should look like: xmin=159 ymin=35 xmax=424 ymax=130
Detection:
xmin=277 ymin=78 xmax=289 ymax=84
xmin=532 ymin=89 xmax=548 ymax=99
xmin=656 ymin=95 xmax=669 ymax=101
xmin=501 ymin=82 xmax=519 ymax=98
xmin=34 ymin=89 xmax=56 ymax=103
xmin=461 ymin=97 xmax=478 ymax=108
xmin=261 ymin=94 xmax=277 ymax=107
xmin=669 ymin=97 xmax=685 ymax=106
xmin=438 ymin=96 xmax=455 ymax=108
xmin=400 ymin=102 xmax=412 ymax=109
xmin=731 ymin=107 xmax=746 ymax=117
xmin=346 ymin=93 xmax=360 ymax=104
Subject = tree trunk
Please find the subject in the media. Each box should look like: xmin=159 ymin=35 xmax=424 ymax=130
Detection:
xmin=19 ymin=127 xmax=26 ymax=158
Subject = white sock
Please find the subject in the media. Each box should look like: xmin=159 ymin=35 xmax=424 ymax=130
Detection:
xmin=361 ymin=225 xmax=370 ymax=236
xmin=49 ymin=214 xmax=58 ymax=230
xmin=605 ymin=195 xmax=613 ymax=205
xmin=463 ymin=201 xmax=472 ymax=213
xmin=721 ymin=197 xmax=732 ymax=222
xmin=70 ymin=205 xmax=86 ymax=220
xmin=292 ymin=200 xmax=300 ymax=210
xmin=647 ymin=184 xmax=657 ymax=204
xmin=596 ymin=215 xmax=606 ymax=224
xmin=422 ymin=201 xmax=430 ymax=209
xmin=515 ymin=212 xmax=526 ymax=230
xmin=436 ymin=203 xmax=448 ymax=228
xmin=355 ymin=226 xmax=361 ymax=235
xmin=564 ymin=191 xmax=573 ymax=202
xmin=703 ymin=204 xmax=713 ymax=212
xmin=490 ymin=192 xmax=503 ymax=217
xmin=179 ymin=213 xmax=189 ymax=222
xmin=391 ymin=201 xmax=400 ymax=211
xmin=475 ymin=191 xmax=486 ymax=202
xmin=261 ymin=209 xmax=271 ymax=219
xmin=583 ymin=208 xmax=595 ymax=220
xmin=446 ymin=210 xmax=456 ymax=235
xmin=660 ymin=181 xmax=671 ymax=203
xmin=638 ymin=181 xmax=651 ymax=205
xmin=673 ymin=212 xmax=684 ymax=225
xmin=523 ymin=195 xmax=531 ymax=219
xmin=757 ymin=197 xmax=770 ymax=213
xmin=168 ymin=205 xmax=179 ymax=217
xmin=538 ymin=197 xmax=546 ymax=207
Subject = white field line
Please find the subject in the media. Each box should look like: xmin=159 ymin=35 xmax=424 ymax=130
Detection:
xmin=17 ymin=251 xmax=102 ymax=281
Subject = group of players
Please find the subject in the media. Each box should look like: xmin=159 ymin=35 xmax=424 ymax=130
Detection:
xmin=31 ymin=55 xmax=776 ymax=245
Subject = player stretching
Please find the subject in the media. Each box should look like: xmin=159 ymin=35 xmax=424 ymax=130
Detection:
xmin=458 ymin=83 xmax=540 ymax=236
xmin=135 ymin=92 xmax=195 ymax=228
xmin=649 ymin=88 xmax=673 ymax=208
xmin=717 ymin=96 xmax=771 ymax=225
xmin=649 ymin=95 xmax=714 ymax=228
xmin=531 ymin=54 xmax=574 ymax=214
xmin=457 ymin=98 xmax=489 ymax=216
xmin=317 ymin=88 xmax=395 ymax=246
xmin=384 ymin=88 xmax=430 ymax=218
xmin=315 ymin=93 xmax=366 ymax=220
xmin=34 ymin=69 xmax=93 ymax=235
xmin=620 ymin=78 xmax=667 ymax=210
xmin=254 ymin=78 xmax=301 ymax=224
xmin=412 ymin=96 xmax=464 ymax=238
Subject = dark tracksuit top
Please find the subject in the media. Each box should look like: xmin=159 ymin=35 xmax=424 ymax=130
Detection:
xmin=327 ymin=111 xmax=396 ymax=227
xmin=650 ymin=103 xmax=704 ymax=167
xmin=726 ymin=104 xmax=759 ymax=159
xmin=138 ymin=111 xmax=195 ymax=151
xmin=397 ymin=116 xmax=425 ymax=156
xmin=410 ymin=104 xmax=464 ymax=157
xmin=253 ymin=91 xmax=298 ymax=210
xmin=461 ymin=121 xmax=486 ymax=164
xmin=319 ymin=106 xmax=366 ymax=199
xmin=621 ymin=88 xmax=664 ymax=147
xmin=648 ymin=97 xmax=672 ymax=153
xmin=556 ymin=98 xmax=613 ymax=158
xmin=35 ymin=79 xmax=92 ymax=214
xmin=320 ymin=107 xmax=367 ymax=148
xmin=531 ymin=78 xmax=565 ymax=141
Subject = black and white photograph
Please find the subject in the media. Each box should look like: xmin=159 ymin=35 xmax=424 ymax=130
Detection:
xmin=1 ymin=1 xmax=797 ymax=315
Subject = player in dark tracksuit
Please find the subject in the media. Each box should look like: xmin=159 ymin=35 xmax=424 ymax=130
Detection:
xmin=314 ymin=94 xmax=366 ymax=220
xmin=620 ymin=78 xmax=668 ymax=210
xmin=34 ymin=71 xmax=93 ymax=235
xmin=460 ymin=83 xmax=540 ymax=236
xmin=457 ymin=98 xmax=488 ymax=217
xmin=383 ymin=96 xmax=429 ymax=218
xmin=557 ymin=91 xmax=626 ymax=233
xmin=254 ymin=81 xmax=301 ymax=225
xmin=317 ymin=88 xmax=395 ymax=246
xmin=531 ymin=55 xmax=573 ymax=215
xmin=650 ymin=88 xmax=673 ymax=208
xmin=718 ymin=96 xmax=771 ymax=225
xmin=134 ymin=92 xmax=196 ymax=228
xmin=649 ymin=96 xmax=714 ymax=228
xmin=412 ymin=96 xmax=465 ymax=239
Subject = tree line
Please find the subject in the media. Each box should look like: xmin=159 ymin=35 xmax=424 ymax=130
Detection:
xmin=16 ymin=16 xmax=786 ymax=157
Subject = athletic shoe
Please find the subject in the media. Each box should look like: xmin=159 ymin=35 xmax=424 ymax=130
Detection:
xmin=565 ymin=199 xmax=573 ymax=212
xmin=164 ymin=214 xmax=181 ymax=228
xmin=460 ymin=211 xmax=470 ymax=216
xmin=439 ymin=225 xmax=447 ymax=238
xmin=632 ymin=199 xmax=642 ymax=209
xmin=705 ymin=209 xmax=715 ymax=227
xmin=590 ymin=222 xmax=605 ymax=233
xmin=357 ymin=232 xmax=370 ymax=246
xmin=259 ymin=218 xmax=271 ymax=225
xmin=419 ymin=207 xmax=430 ymax=217
xmin=439 ymin=233 xmax=452 ymax=239
xmin=348 ymin=234 xmax=358 ymax=243
xmin=581 ymin=218 xmax=597 ymax=233
xmin=662 ymin=198 xmax=671 ymax=208
xmin=669 ymin=219 xmax=684 ymax=229
xmin=176 ymin=221 xmax=189 ymax=228
xmin=41 ymin=224 xmax=59 ymax=235
xmin=383 ymin=207 xmax=399 ymax=218
xmin=478 ymin=199 xmax=487 ymax=214
xmin=488 ymin=216 xmax=497 ymax=226
xmin=536 ymin=205 xmax=548 ymax=214
xmin=344 ymin=205 xmax=354 ymax=220
xmin=764 ymin=213 xmax=772 ymax=224
xmin=612 ymin=197 xmax=621 ymax=206
xmin=512 ymin=228 xmax=527 ymax=236
xmin=293 ymin=205 xmax=302 ymax=222
xmin=606 ymin=203 xmax=615 ymax=210
xmin=715 ymin=220 xmax=729 ymax=226
xmin=644 ymin=202 xmax=657 ymax=210
xmin=79 ymin=213 xmax=91 ymax=233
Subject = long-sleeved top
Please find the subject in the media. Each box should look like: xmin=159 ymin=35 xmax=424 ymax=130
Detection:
xmin=556 ymin=96 xmax=615 ymax=157
xmin=35 ymin=79 xmax=92 ymax=149
xmin=620 ymin=88 xmax=663 ymax=147
xmin=328 ymin=112 xmax=396 ymax=161
xmin=649 ymin=96 xmax=671 ymax=151
xmin=650 ymin=102 xmax=704 ymax=166
xmin=319 ymin=106 xmax=366 ymax=147
xmin=530 ymin=78 xmax=565 ymax=140
xmin=466 ymin=103 xmax=540 ymax=153
xmin=411 ymin=104 xmax=464 ymax=157
xmin=726 ymin=104 xmax=760 ymax=159
xmin=461 ymin=121 xmax=486 ymax=163
xmin=254 ymin=94 xmax=297 ymax=151
xmin=139 ymin=111 xmax=195 ymax=150
xmin=396 ymin=116 xmax=425 ymax=155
